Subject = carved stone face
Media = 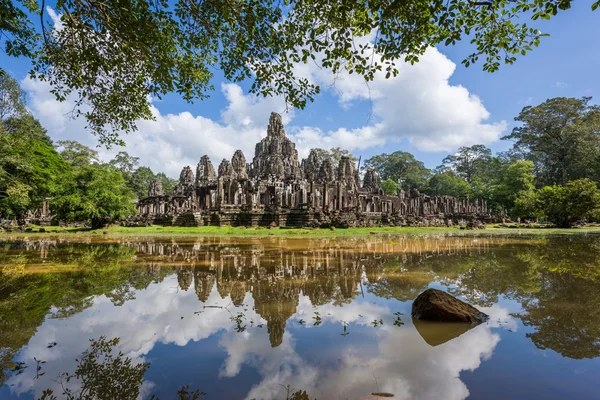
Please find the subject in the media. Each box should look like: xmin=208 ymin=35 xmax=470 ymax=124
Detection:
xmin=231 ymin=150 xmax=247 ymax=180
xmin=148 ymin=178 xmax=164 ymax=197
xmin=196 ymin=155 xmax=216 ymax=184
xmin=318 ymin=159 xmax=334 ymax=183
xmin=180 ymin=166 xmax=195 ymax=185
xmin=218 ymin=159 xmax=234 ymax=178
xmin=363 ymin=167 xmax=381 ymax=192
xmin=173 ymin=166 xmax=195 ymax=195
xmin=338 ymin=156 xmax=356 ymax=186
xmin=302 ymin=149 xmax=324 ymax=181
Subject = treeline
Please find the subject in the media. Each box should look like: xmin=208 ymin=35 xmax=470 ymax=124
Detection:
xmin=3 ymin=70 xmax=600 ymax=228
xmin=317 ymin=97 xmax=600 ymax=227
xmin=0 ymin=74 xmax=177 ymax=227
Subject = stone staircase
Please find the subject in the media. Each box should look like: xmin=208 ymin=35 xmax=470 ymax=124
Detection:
xmin=173 ymin=212 xmax=203 ymax=227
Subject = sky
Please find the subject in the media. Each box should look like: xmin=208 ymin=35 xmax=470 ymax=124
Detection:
xmin=1 ymin=3 xmax=599 ymax=178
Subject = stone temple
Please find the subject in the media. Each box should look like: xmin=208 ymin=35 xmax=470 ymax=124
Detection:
xmin=133 ymin=113 xmax=489 ymax=227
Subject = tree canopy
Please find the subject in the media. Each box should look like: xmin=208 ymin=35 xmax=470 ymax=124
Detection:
xmin=0 ymin=72 xmax=27 ymax=120
xmin=52 ymin=164 xmax=137 ymax=228
xmin=364 ymin=151 xmax=431 ymax=190
xmin=109 ymin=152 xmax=178 ymax=200
xmin=381 ymin=178 xmax=399 ymax=196
xmin=2 ymin=0 xmax=598 ymax=145
xmin=439 ymin=144 xmax=495 ymax=184
xmin=518 ymin=179 xmax=600 ymax=227
xmin=0 ymin=114 xmax=67 ymax=218
xmin=0 ymin=74 xmax=177 ymax=225
xmin=424 ymin=171 xmax=471 ymax=198
xmin=503 ymin=96 xmax=600 ymax=186
xmin=492 ymin=160 xmax=536 ymax=213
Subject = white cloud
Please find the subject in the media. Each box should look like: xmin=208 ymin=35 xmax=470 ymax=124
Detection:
xmin=226 ymin=292 xmax=502 ymax=400
xmin=4 ymin=261 xmax=510 ymax=400
xmin=6 ymin=277 xmax=266 ymax=398
xmin=295 ymin=47 xmax=507 ymax=152
xmin=45 ymin=6 xmax=64 ymax=30
xmin=22 ymin=45 xmax=505 ymax=178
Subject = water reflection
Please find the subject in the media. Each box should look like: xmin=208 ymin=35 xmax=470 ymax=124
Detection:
xmin=1 ymin=236 xmax=600 ymax=399
xmin=412 ymin=319 xmax=479 ymax=347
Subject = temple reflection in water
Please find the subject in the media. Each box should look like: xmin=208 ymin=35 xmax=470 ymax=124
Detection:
xmin=6 ymin=236 xmax=501 ymax=348
xmin=3 ymin=235 xmax=600 ymax=400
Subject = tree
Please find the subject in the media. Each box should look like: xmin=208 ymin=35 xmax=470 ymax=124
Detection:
xmin=4 ymin=0 xmax=597 ymax=145
xmin=0 ymin=115 xmax=68 ymax=219
xmin=37 ymin=336 xmax=205 ymax=399
xmin=58 ymin=140 xmax=100 ymax=168
xmin=492 ymin=160 xmax=536 ymax=213
xmin=503 ymin=97 xmax=600 ymax=186
xmin=52 ymin=164 xmax=136 ymax=228
xmin=513 ymin=187 xmax=542 ymax=219
xmin=109 ymin=151 xmax=140 ymax=176
xmin=424 ymin=171 xmax=471 ymax=197
xmin=535 ymin=179 xmax=600 ymax=228
xmin=156 ymin=172 xmax=178 ymax=195
xmin=381 ymin=179 xmax=398 ymax=195
xmin=129 ymin=166 xmax=156 ymax=200
xmin=309 ymin=147 xmax=358 ymax=175
xmin=40 ymin=337 xmax=149 ymax=400
xmin=439 ymin=145 xmax=494 ymax=183
xmin=108 ymin=152 xmax=178 ymax=199
xmin=364 ymin=151 xmax=431 ymax=190
xmin=329 ymin=147 xmax=358 ymax=170
xmin=0 ymin=72 xmax=27 ymax=120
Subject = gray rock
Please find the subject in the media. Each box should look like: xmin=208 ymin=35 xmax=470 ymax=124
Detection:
xmin=411 ymin=288 xmax=488 ymax=324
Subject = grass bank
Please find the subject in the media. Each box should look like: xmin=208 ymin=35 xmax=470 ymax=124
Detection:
xmin=4 ymin=224 xmax=600 ymax=238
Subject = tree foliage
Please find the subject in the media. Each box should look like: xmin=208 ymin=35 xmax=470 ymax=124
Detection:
xmin=155 ymin=172 xmax=178 ymax=195
xmin=309 ymin=147 xmax=358 ymax=175
xmin=0 ymin=115 xmax=67 ymax=219
xmin=535 ymin=179 xmax=600 ymax=228
xmin=40 ymin=337 xmax=149 ymax=400
xmin=109 ymin=152 xmax=178 ymax=199
xmin=0 ymin=72 xmax=27 ymax=120
xmin=439 ymin=144 xmax=495 ymax=183
xmin=493 ymin=160 xmax=536 ymax=213
xmin=52 ymin=165 xmax=136 ymax=228
xmin=364 ymin=151 xmax=431 ymax=190
xmin=2 ymin=0 xmax=596 ymax=145
xmin=58 ymin=140 xmax=100 ymax=168
xmin=381 ymin=178 xmax=398 ymax=196
xmin=503 ymin=97 xmax=600 ymax=186
xmin=424 ymin=171 xmax=471 ymax=198
xmin=515 ymin=178 xmax=600 ymax=226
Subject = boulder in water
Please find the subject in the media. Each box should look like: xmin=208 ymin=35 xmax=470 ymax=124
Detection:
xmin=411 ymin=288 xmax=488 ymax=324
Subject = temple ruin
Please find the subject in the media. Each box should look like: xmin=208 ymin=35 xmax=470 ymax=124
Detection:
xmin=133 ymin=112 xmax=489 ymax=227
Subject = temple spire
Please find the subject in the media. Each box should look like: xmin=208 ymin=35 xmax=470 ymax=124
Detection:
xmin=267 ymin=112 xmax=286 ymax=138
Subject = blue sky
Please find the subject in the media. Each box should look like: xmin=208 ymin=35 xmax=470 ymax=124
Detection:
xmin=1 ymin=2 xmax=598 ymax=177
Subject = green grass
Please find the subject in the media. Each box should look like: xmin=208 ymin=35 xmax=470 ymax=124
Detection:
xmin=4 ymin=224 xmax=600 ymax=238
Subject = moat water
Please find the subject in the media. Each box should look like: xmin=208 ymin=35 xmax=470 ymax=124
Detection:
xmin=1 ymin=235 xmax=600 ymax=399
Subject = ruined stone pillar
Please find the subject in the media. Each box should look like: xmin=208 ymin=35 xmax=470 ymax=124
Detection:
xmin=217 ymin=178 xmax=224 ymax=208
